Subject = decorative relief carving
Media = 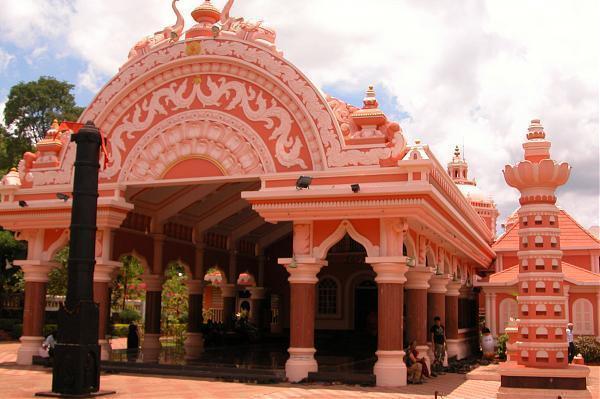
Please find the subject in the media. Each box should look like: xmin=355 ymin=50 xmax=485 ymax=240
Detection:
xmin=78 ymin=38 xmax=402 ymax=177
xmin=106 ymin=76 xmax=306 ymax=179
xmin=120 ymin=111 xmax=274 ymax=181
xmin=292 ymin=222 xmax=311 ymax=256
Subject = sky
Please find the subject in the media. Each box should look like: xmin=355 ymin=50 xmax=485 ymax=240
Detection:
xmin=0 ymin=0 xmax=598 ymax=232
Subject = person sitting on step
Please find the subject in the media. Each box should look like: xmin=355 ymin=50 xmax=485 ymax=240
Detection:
xmin=405 ymin=344 xmax=424 ymax=384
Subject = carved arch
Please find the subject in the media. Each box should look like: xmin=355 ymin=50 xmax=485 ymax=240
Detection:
xmin=118 ymin=250 xmax=151 ymax=276
xmin=313 ymin=220 xmax=380 ymax=260
xmin=120 ymin=110 xmax=277 ymax=182
xmin=164 ymin=258 xmax=193 ymax=277
xmin=42 ymin=229 xmax=70 ymax=262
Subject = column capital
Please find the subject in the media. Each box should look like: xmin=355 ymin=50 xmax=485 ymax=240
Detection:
xmin=220 ymin=283 xmax=237 ymax=297
xmin=186 ymin=279 xmax=204 ymax=295
xmin=405 ymin=266 xmax=434 ymax=289
xmin=93 ymin=260 xmax=120 ymax=283
xmin=446 ymin=280 xmax=462 ymax=296
xmin=248 ymin=286 xmax=266 ymax=299
xmin=428 ymin=274 xmax=450 ymax=293
xmin=279 ymin=257 xmax=327 ymax=284
xmin=15 ymin=260 xmax=58 ymax=283
xmin=142 ymin=274 xmax=165 ymax=291
xmin=367 ymin=256 xmax=408 ymax=284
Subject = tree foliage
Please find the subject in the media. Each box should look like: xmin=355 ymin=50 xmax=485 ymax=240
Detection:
xmin=47 ymin=246 xmax=69 ymax=296
xmin=4 ymin=76 xmax=84 ymax=143
xmin=162 ymin=262 xmax=188 ymax=326
xmin=111 ymin=255 xmax=145 ymax=312
xmin=0 ymin=229 xmax=27 ymax=296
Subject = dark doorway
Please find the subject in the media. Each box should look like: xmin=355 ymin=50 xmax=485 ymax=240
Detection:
xmin=354 ymin=279 xmax=377 ymax=333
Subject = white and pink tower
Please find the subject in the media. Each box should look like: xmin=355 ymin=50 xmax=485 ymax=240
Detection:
xmin=497 ymin=120 xmax=590 ymax=398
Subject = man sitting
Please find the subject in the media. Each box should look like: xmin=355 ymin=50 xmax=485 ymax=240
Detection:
xmin=405 ymin=345 xmax=423 ymax=384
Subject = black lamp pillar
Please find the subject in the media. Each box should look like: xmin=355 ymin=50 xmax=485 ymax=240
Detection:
xmin=39 ymin=121 xmax=114 ymax=397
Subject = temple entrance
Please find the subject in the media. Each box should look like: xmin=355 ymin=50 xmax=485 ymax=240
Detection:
xmin=312 ymin=235 xmax=377 ymax=380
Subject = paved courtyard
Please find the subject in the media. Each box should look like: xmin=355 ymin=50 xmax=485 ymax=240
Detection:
xmin=1 ymin=342 xmax=598 ymax=399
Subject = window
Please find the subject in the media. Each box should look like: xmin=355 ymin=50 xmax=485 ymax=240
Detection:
xmin=522 ymin=236 xmax=528 ymax=248
xmin=549 ymin=215 xmax=556 ymax=225
xmin=536 ymin=350 xmax=549 ymax=362
xmin=553 ymin=282 xmax=560 ymax=293
xmin=572 ymin=298 xmax=594 ymax=335
xmin=536 ymin=258 xmax=545 ymax=270
xmin=317 ymin=278 xmax=338 ymax=316
xmin=522 ymin=216 xmax=528 ymax=226
xmin=499 ymin=298 xmax=518 ymax=333
xmin=521 ymin=282 xmax=528 ymax=293
xmin=535 ymin=236 xmax=544 ymax=248
xmin=536 ymin=326 xmax=548 ymax=339
xmin=554 ymin=304 xmax=562 ymax=316
xmin=535 ymin=215 xmax=543 ymax=225
xmin=550 ymin=236 xmax=558 ymax=248
xmin=536 ymin=304 xmax=547 ymax=316
xmin=521 ymin=304 xmax=529 ymax=316
xmin=552 ymin=259 xmax=559 ymax=270
xmin=521 ymin=327 xmax=529 ymax=339
xmin=535 ymin=281 xmax=545 ymax=293
xmin=522 ymin=259 xmax=528 ymax=271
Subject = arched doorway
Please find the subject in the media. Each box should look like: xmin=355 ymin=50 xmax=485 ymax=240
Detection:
xmin=315 ymin=234 xmax=376 ymax=374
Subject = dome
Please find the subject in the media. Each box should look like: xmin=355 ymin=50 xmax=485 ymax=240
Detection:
xmin=191 ymin=0 xmax=221 ymax=24
xmin=1 ymin=168 xmax=21 ymax=187
xmin=457 ymin=182 xmax=492 ymax=203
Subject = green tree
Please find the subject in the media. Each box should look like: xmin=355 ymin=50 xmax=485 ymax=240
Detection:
xmin=111 ymin=255 xmax=144 ymax=312
xmin=162 ymin=262 xmax=188 ymax=327
xmin=0 ymin=125 xmax=32 ymax=175
xmin=0 ymin=229 xmax=27 ymax=297
xmin=47 ymin=246 xmax=69 ymax=296
xmin=4 ymin=76 xmax=84 ymax=143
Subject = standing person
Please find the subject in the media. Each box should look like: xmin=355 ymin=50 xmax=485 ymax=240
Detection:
xmin=127 ymin=323 xmax=140 ymax=362
xmin=42 ymin=330 xmax=57 ymax=358
xmin=567 ymin=322 xmax=575 ymax=363
xmin=430 ymin=316 xmax=446 ymax=374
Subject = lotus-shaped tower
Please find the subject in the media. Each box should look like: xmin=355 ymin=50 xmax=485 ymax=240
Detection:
xmin=504 ymin=119 xmax=571 ymax=370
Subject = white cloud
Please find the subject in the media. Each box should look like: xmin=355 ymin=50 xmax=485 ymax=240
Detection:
xmin=77 ymin=64 xmax=103 ymax=96
xmin=0 ymin=48 xmax=15 ymax=72
xmin=0 ymin=0 xmax=598 ymax=228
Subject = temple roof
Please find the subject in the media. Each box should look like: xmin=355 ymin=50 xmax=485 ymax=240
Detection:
xmin=493 ymin=208 xmax=600 ymax=251
xmin=477 ymin=262 xmax=600 ymax=286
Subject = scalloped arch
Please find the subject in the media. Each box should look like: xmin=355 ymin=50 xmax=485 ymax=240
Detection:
xmin=313 ymin=220 xmax=380 ymax=260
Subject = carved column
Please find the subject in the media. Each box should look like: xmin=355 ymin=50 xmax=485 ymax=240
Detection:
xmin=445 ymin=280 xmax=462 ymax=359
xmin=93 ymin=261 xmax=119 ymax=360
xmin=220 ymin=283 xmax=237 ymax=327
xmin=367 ymin=256 xmax=409 ymax=387
xmin=248 ymin=286 xmax=265 ymax=328
xmin=15 ymin=261 xmax=55 ymax=365
xmin=185 ymin=279 xmax=204 ymax=359
xmin=279 ymin=257 xmax=325 ymax=382
xmin=141 ymin=274 xmax=164 ymax=362
xmin=405 ymin=266 xmax=433 ymax=370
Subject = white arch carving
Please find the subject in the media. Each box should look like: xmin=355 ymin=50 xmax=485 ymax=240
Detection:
xmin=120 ymin=110 xmax=277 ymax=182
xmin=312 ymin=220 xmax=380 ymax=260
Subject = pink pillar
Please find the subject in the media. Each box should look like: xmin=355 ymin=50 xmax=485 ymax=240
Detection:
xmin=94 ymin=262 xmax=119 ymax=360
xmin=405 ymin=267 xmax=433 ymax=368
xmin=15 ymin=261 xmax=54 ymax=365
xmin=368 ymin=257 xmax=408 ymax=387
xmin=278 ymin=258 xmax=326 ymax=383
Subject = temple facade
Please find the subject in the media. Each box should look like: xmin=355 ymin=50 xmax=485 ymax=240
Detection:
xmin=0 ymin=0 xmax=597 ymax=391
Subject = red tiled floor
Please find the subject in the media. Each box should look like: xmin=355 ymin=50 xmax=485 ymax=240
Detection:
xmin=0 ymin=341 xmax=598 ymax=399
